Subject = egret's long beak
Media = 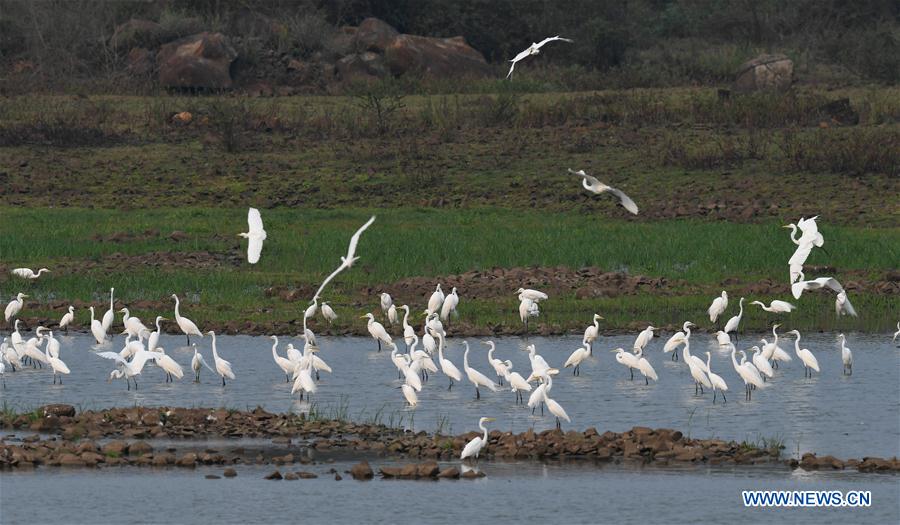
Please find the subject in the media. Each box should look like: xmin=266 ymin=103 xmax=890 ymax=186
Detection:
xmin=781 ymin=225 xmax=792 ymax=229
xmin=359 ymin=315 xmax=367 ymax=319
xmin=484 ymin=418 xmax=496 ymax=422
xmin=22 ymin=295 xmax=29 ymax=298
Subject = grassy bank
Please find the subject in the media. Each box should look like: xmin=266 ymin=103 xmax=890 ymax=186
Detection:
xmin=1 ymin=207 xmax=896 ymax=334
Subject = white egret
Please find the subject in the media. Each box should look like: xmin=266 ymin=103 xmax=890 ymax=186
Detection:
xmin=526 ymin=368 xmax=558 ymax=415
xmin=715 ymin=331 xmax=731 ymax=347
xmin=361 ymin=313 xmax=391 ymax=352
xmin=207 ymin=331 xmax=235 ymax=386
xmin=147 ymin=316 xmax=167 ymax=352
xmin=380 ymin=292 xmax=393 ymax=316
xmin=684 ymin=340 xmax=711 ymax=394
xmin=44 ymin=337 xmax=70 ymax=384
xmin=739 ymin=350 xmax=767 ymax=392
xmin=525 ymin=344 xmax=550 ymax=381
xmin=516 ymin=288 xmax=548 ymax=302
xmin=407 ymin=335 xmax=435 ymax=381
xmin=705 ymin=352 xmax=728 ymax=404
xmin=541 ymin=370 xmax=571 ymax=429
xmin=172 ymin=294 xmax=203 ymax=344
xmin=463 ymin=341 xmax=498 ymax=399
xmin=751 ymin=300 xmax=796 ymax=314
xmin=564 ymin=342 xmax=590 ymax=376
xmin=518 ymin=294 xmax=540 ymax=333
xmin=153 ymin=348 xmax=184 ymax=382
xmin=440 ymin=287 xmax=459 ymax=324
xmin=10 ymin=320 xmax=24 ymax=353
xmin=312 ymin=216 xmax=376 ymax=302
xmin=422 ymin=330 xmax=436 ymax=355
xmin=751 ymin=346 xmax=775 ymax=380
xmin=97 ymin=350 xmax=158 ymax=390
xmin=88 ymin=306 xmax=107 ymax=345
xmin=191 ymin=343 xmax=215 ymax=382
xmin=4 ymin=293 xmax=27 ymax=324
xmin=708 ymin=291 xmax=728 ymax=324
xmin=569 ymin=168 xmax=638 ymax=214
xmin=387 ymin=304 xmax=398 ymax=325
xmin=120 ymin=308 xmax=147 ymax=338
xmin=436 ymin=333 xmax=461 ymax=390
xmin=892 ymin=322 xmax=899 ymax=343
xmin=787 ymin=330 xmax=819 ymax=378
xmin=321 ymin=301 xmax=337 ymax=325
xmin=460 ymin=417 xmax=495 ymax=461
xmin=681 ymin=338 xmax=709 ymax=373
xmin=303 ymin=298 xmax=318 ymax=321
xmin=286 ymin=343 xmax=303 ymax=364
xmin=391 ymin=342 xmax=410 ymax=378
xmin=399 ymin=342 xmax=423 ymax=393
xmin=59 ymin=306 xmax=75 ymax=334
xmin=425 ymin=313 xmax=445 ymax=339
xmin=633 ymin=348 xmax=658 ymax=385
xmin=633 ymin=325 xmax=656 ymax=352
xmin=839 ymin=333 xmax=852 ymax=376
xmin=612 ymin=348 xmax=640 ymax=380
xmin=506 ymin=36 xmax=573 ymax=78
xmin=23 ymin=333 xmax=48 ymax=368
xmin=270 ymin=335 xmax=293 ymax=382
xmin=11 ymin=268 xmax=50 ymax=279
xmin=723 ymin=297 xmax=745 ymax=341
xmin=2 ymin=338 xmax=21 ymax=371
xmin=835 ymin=291 xmax=857 ymax=317
xmin=401 ymin=383 xmax=418 ymax=407
xmin=44 ymin=329 xmax=60 ymax=359
xmin=581 ymin=313 xmax=603 ymax=353
xmin=0 ymin=361 xmax=4 ymax=388
xmin=400 ymin=305 xmax=415 ymax=348
xmin=485 ymin=341 xmax=509 ymax=385
xmin=730 ymin=344 xmax=763 ymax=400
xmin=761 ymin=324 xmax=792 ymax=368
xmin=291 ymin=359 xmax=317 ymax=399
xmin=238 ymin=207 xmax=267 ymax=264
xmin=791 ymin=273 xmax=856 ymax=316
xmin=502 ymin=360 xmax=532 ymax=403
xmin=101 ymin=288 xmax=115 ymax=335
xmin=663 ymin=321 xmax=694 ymax=361
xmin=426 ymin=284 xmax=444 ymax=315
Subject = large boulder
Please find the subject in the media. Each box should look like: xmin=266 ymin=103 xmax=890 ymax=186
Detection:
xmin=355 ymin=18 xmax=399 ymax=53
xmin=733 ymin=54 xmax=793 ymax=93
xmin=157 ymin=32 xmax=237 ymax=90
xmin=336 ymin=52 xmax=388 ymax=81
xmin=384 ymin=34 xmax=491 ymax=78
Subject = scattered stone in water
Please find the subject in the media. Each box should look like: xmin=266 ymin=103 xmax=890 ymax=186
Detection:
xmin=283 ymin=472 xmax=299 ymax=480
xmin=350 ymin=460 xmax=373 ymax=480
xmin=461 ymin=469 xmax=486 ymax=479
xmin=205 ymin=475 xmax=221 ymax=479
xmin=334 ymin=473 xmax=342 ymax=480
xmin=265 ymin=470 xmax=283 ymax=480
xmin=437 ymin=467 xmax=460 ymax=479
xmin=296 ymin=471 xmax=318 ymax=479
xmin=223 ymin=467 xmax=237 ymax=477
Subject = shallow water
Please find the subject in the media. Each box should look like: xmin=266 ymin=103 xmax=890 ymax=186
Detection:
xmin=1 ymin=461 xmax=897 ymax=524
xmin=3 ymin=332 xmax=898 ymax=459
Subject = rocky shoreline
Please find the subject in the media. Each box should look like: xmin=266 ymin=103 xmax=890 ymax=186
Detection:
xmin=2 ymin=406 xmax=897 ymax=476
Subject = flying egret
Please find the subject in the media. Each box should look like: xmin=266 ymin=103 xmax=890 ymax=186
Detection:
xmin=88 ymin=306 xmax=107 ymax=345
xmin=362 ymin=313 xmax=391 ymax=352
xmin=153 ymin=348 xmax=184 ymax=382
xmin=723 ymin=297 xmax=744 ymax=341
xmin=633 ymin=325 xmax=656 ymax=352
xmin=460 ymin=417 xmax=495 ymax=461
xmin=791 ymin=273 xmax=856 ymax=316
xmin=581 ymin=313 xmax=602 ymax=353
xmin=633 ymin=348 xmax=658 ymax=385
xmin=44 ymin=337 xmax=70 ymax=384
xmin=321 ymin=302 xmax=337 ymax=325
xmin=568 ymin=168 xmax=638 ymax=214
xmin=564 ymin=342 xmax=590 ymax=376
xmin=269 ymin=335 xmax=293 ymax=382
xmin=463 ymin=341 xmax=498 ymax=399
xmin=238 ymin=207 xmax=267 ymax=264
xmin=147 ymin=316 xmax=166 ymax=352
xmin=102 ymin=288 xmax=115 ymax=335
xmin=440 ymin=287 xmax=460 ymax=325
xmin=58 ymin=306 xmax=75 ymax=334
xmin=506 ymin=36 xmax=573 ymax=78
xmin=312 ymin=216 xmax=376 ymax=301
xmin=541 ymin=370 xmax=571 ymax=429
xmin=683 ymin=340 xmax=711 ymax=394
xmin=4 ymin=293 xmax=27 ymax=324
xmin=612 ymin=348 xmax=640 ymax=380
xmin=207 ymin=331 xmax=235 ymax=386
xmin=96 ymin=350 xmax=158 ymax=390
xmin=730 ymin=344 xmax=764 ymax=400
xmin=120 ymin=308 xmax=148 ymax=338
xmin=191 ymin=343 xmax=215 ymax=382
xmin=11 ymin=268 xmax=50 ymax=279
xmin=838 ymin=333 xmax=852 ymax=376
xmin=705 ymin=352 xmax=728 ymax=404
xmin=484 ymin=341 xmax=509 ymax=385
xmin=436 ymin=333 xmax=461 ymax=390
xmin=663 ymin=321 xmax=694 ymax=361
xmin=380 ymin=293 xmax=393 ymax=316
xmin=751 ymin=346 xmax=775 ymax=380
xmin=751 ymin=300 xmax=796 ymax=314
xmin=708 ymin=291 xmax=728 ymax=324
xmin=400 ymin=305 xmax=415 ymax=348
xmin=426 ymin=284 xmax=444 ymax=315
xmin=834 ymin=291 xmax=857 ymax=317
xmin=502 ymin=360 xmax=532 ymax=403
xmin=172 ymin=294 xmax=203 ymax=344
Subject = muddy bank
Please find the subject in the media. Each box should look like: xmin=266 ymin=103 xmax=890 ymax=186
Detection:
xmin=2 ymin=406 xmax=897 ymax=474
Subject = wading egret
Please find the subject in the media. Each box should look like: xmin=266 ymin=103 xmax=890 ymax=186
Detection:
xmin=44 ymin=338 xmax=70 ymax=384
xmin=407 ymin=336 xmax=435 ymax=381
xmin=11 ymin=268 xmax=49 ymax=279
xmin=401 ymin=383 xmax=418 ymax=407
xmin=321 ymin=302 xmax=337 ymax=325
xmin=102 ymin=288 xmax=115 ymax=334
xmin=391 ymin=342 xmax=410 ymax=378
xmin=4 ymin=293 xmax=27 ymax=324
xmin=191 ymin=343 xmax=215 ymax=382
xmin=88 ymin=306 xmax=107 ymax=345
xmin=291 ymin=358 xmax=317 ymax=399
xmin=400 ymin=305 xmax=415 ymax=347
xmin=708 ymin=291 xmax=728 ymax=324
xmin=787 ymin=330 xmax=819 ymax=377
xmin=730 ymin=344 xmax=763 ymax=400
xmin=485 ymin=341 xmax=509 ymax=385
xmin=97 ymin=350 xmax=158 ymax=390
xmin=740 ymin=350 xmax=766 ymax=392
xmin=436 ymin=333 xmax=461 ymax=390
xmin=44 ymin=329 xmax=60 ymax=359
xmin=751 ymin=346 xmax=775 ymax=380
xmin=400 ymin=344 xmax=423 ymax=392
xmin=270 ymin=335 xmax=293 ymax=382
xmin=387 ymin=304 xmax=398 ymax=325
xmin=207 ymin=331 xmax=235 ymax=386
xmin=120 ymin=308 xmax=148 ymax=338
xmin=440 ymin=287 xmax=459 ymax=325
xmin=525 ymin=344 xmax=550 ymax=381
xmin=427 ymin=284 xmax=444 ymax=315
xmin=751 ymin=300 xmax=796 ymax=314
xmin=463 ymin=341 xmax=498 ymax=399
xmin=761 ymin=324 xmax=792 ymax=368
xmin=526 ymin=368 xmax=558 ymax=415
xmin=612 ymin=348 xmax=640 ymax=380
xmin=723 ymin=297 xmax=744 ymax=341
xmin=541 ymin=370 xmax=571 ymax=429
xmin=23 ymin=333 xmax=49 ymax=368
xmin=506 ymin=36 xmax=573 ymax=78
xmin=312 ymin=216 xmax=376 ymax=302
xmin=569 ymin=168 xmax=638 ymax=214
xmin=380 ymin=293 xmax=393 ymax=316
xmin=153 ymin=348 xmax=184 ymax=382
xmin=633 ymin=325 xmax=656 ymax=352
xmin=564 ymin=342 xmax=590 ymax=376
xmin=582 ymin=313 xmax=602 ymax=353
xmin=518 ymin=294 xmax=540 ymax=333
xmin=705 ymin=352 xmax=728 ymax=404
xmin=238 ymin=207 xmax=266 ymax=264
xmin=838 ymin=333 xmax=852 ymax=376
xmin=461 ymin=417 xmax=495 ymax=461
xmin=361 ymin=313 xmax=391 ymax=352
xmin=716 ymin=331 xmax=731 ymax=347
xmin=0 ymin=361 xmax=4 ymax=388
xmin=59 ymin=306 xmax=74 ymax=334
xmin=681 ymin=338 xmax=709 ymax=373
xmin=3 ymin=338 xmax=21 ymax=371
xmin=502 ymin=360 xmax=532 ymax=403
xmin=172 ymin=294 xmax=203 ymax=344
xmin=663 ymin=321 xmax=694 ymax=361
xmin=893 ymin=322 xmax=899 ymax=343
xmin=684 ymin=340 xmax=711 ymax=394
xmin=633 ymin=348 xmax=658 ymax=385
xmin=10 ymin=320 xmax=23 ymax=351
xmin=147 ymin=316 xmax=167 ymax=352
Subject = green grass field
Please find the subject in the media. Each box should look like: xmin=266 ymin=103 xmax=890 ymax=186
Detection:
xmin=1 ymin=207 xmax=896 ymax=334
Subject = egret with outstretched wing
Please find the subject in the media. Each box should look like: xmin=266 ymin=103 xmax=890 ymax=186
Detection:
xmin=568 ymin=169 xmax=638 ymax=214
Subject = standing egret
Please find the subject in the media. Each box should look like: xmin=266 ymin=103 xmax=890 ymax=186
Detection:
xmin=153 ymin=348 xmax=184 ymax=382
xmin=303 ymin=299 xmax=318 ymax=321
xmin=44 ymin=329 xmax=60 ymax=359
xmin=88 ymin=307 xmax=107 ymax=345
xmin=502 ymin=360 xmax=532 ymax=403
xmin=751 ymin=300 xmax=796 ymax=314
xmin=663 ymin=321 xmax=694 ymax=361
xmin=120 ymin=308 xmax=148 ymax=338
xmin=723 ymin=297 xmax=744 ymax=341
xmin=191 ymin=343 xmax=215 ymax=382
xmin=321 ymin=302 xmax=337 ymax=325
xmin=397 ymin=341 xmax=423 ymax=392
xmin=440 ymin=287 xmax=459 ymax=325
xmin=761 ymin=324 xmax=792 ymax=368
xmin=460 ymin=417 xmax=495 ymax=461
xmin=751 ymin=346 xmax=775 ymax=380
xmin=633 ymin=348 xmax=658 ymax=385
xmin=463 ymin=341 xmax=498 ymax=399
xmin=739 ymin=350 xmax=767 ymax=392
xmin=400 ymin=305 xmax=415 ymax=348
xmin=0 ymin=361 xmax=5 ymax=388
xmin=611 ymin=348 xmax=640 ymax=380
xmin=681 ymin=338 xmax=709 ymax=373
xmin=518 ymin=294 xmax=540 ymax=333
xmin=312 ymin=216 xmax=376 ymax=302
xmin=436 ymin=333 xmax=461 ymax=390
xmin=684 ymin=341 xmax=711 ymax=394
xmin=426 ymin=313 xmax=445 ymax=340
xmin=387 ymin=304 xmax=398 ymax=326
xmin=11 ymin=268 xmax=50 ymax=280
xmin=525 ymin=344 xmax=550 ymax=381
xmin=10 ymin=320 xmax=23 ymax=352
xmin=101 ymin=288 xmax=115 ymax=335
xmin=147 ymin=316 xmax=167 ymax=352
xmin=705 ymin=352 xmax=728 ymax=404
xmin=59 ymin=306 xmax=75 ymax=334
xmin=893 ymin=322 xmax=900 ymax=343
xmin=401 ymin=383 xmax=418 ymax=407
xmin=835 ymin=291 xmax=858 ymax=317
xmin=581 ymin=314 xmax=603 ymax=353
xmin=716 ymin=331 xmax=731 ymax=347
xmin=406 ymin=335 xmax=435 ymax=382
xmin=4 ymin=293 xmax=27 ymax=325
xmin=427 ymin=284 xmax=444 ymax=315
xmin=787 ymin=330 xmax=819 ymax=377
xmin=391 ymin=342 xmax=410 ymax=379
xmin=3 ymin=338 xmax=21 ymax=371
xmin=172 ymin=295 xmax=203 ymax=344
xmin=568 ymin=168 xmax=638 ymax=214
xmin=23 ymin=332 xmax=49 ymax=368
xmin=708 ymin=291 xmax=728 ymax=324
xmin=44 ymin=338 xmax=70 ymax=384
xmin=270 ymin=335 xmax=293 ymax=382
xmin=839 ymin=333 xmax=852 ymax=376
xmin=238 ymin=207 xmax=267 ymax=264
xmin=291 ymin=358 xmax=317 ymax=399
xmin=564 ymin=342 xmax=590 ymax=376
xmin=541 ymin=371 xmax=571 ymax=429
xmin=361 ymin=313 xmax=391 ymax=352
xmin=207 ymin=331 xmax=235 ymax=386
xmin=516 ymin=288 xmax=548 ymax=302
xmin=730 ymin=344 xmax=762 ymax=400
xmin=380 ymin=293 xmax=393 ymax=316
xmin=633 ymin=325 xmax=656 ymax=353
xmin=422 ymin=330 xmax=436 ymax=356
xmin=485 ymin=341 xmax=509 ymax=385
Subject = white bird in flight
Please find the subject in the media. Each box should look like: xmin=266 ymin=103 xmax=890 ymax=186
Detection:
xmin=791 ymin=273 xmax=856 ymax=317
xmin=239 ymin=207 xmax=267 ymax=264
xmin=506 ymin=36 xmax=573 ymax=79
xmin=568 ymin=169 xmax=638 ymax=214
xmin=750 ymin=300 xmax=796 ymax=313
xmin=313 ymin=216 xmax=376 ymax=301
xmin=11 ymin=268 xmax=50 ymax=280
